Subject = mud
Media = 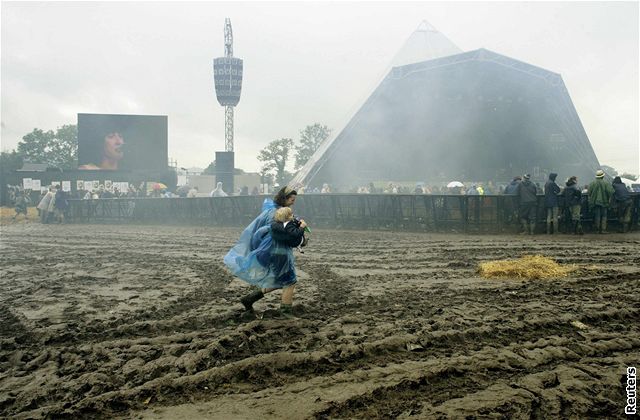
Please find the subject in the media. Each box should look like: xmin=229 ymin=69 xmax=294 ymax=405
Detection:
xmin=0 ymin=223 xmax=638 ymax=419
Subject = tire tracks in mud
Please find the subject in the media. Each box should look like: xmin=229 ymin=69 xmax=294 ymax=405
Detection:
xmin=18 ymin=303 xmax=638 ymax=419
xmin=315 ymin=341 xmax=640 ymax=419
xmin=1 ymin=225 xmax=639 ymax=418
xmin=12 ymin=273 xmax=638 ymax=418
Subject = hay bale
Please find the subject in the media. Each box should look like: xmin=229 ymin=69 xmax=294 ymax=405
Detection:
xmin=478 ymin=255 xmax=575 ymax=280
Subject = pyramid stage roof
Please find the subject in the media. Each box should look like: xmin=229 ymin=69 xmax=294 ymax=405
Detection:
xmin=295 ymin=48 xmax=601 ymax=189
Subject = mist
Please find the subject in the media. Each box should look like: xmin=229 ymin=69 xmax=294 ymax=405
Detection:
xmin=1 ymin=1 xmax=638 ymax=176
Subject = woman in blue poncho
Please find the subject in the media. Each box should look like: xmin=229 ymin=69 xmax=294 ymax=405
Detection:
xmin=223 ymin=186 xmax=302 ymax=317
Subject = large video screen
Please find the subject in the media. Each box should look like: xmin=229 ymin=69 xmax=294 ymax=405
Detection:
xmin=78 ymin=113 xmax=168 ymax=171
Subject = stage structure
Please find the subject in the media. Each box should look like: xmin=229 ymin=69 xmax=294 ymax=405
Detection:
xmin=293 ymin=30 xmax=601 ymax=190
xmin=213 ymin=18 xmax=243 ymax=194
xmin=290 ymin=20 xmax=462 ymax=189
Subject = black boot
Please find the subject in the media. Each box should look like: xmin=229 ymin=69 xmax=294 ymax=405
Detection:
xmin=240 ymin=289 xmax=264 ymax=311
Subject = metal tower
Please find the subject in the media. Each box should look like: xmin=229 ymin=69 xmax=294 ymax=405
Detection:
xmin=214 ymin=18 xmax=243 ymax=152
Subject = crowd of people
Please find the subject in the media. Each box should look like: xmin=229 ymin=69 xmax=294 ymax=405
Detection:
xmin=5 ymin=169 xmax=636 ymax=233
xmin=5 ymin=184 xmax=69 ymax=223
xmin=5 ymin=182 xmax=151 ymax=223
xmin=504 ymin=169 xmax=634 ymax=234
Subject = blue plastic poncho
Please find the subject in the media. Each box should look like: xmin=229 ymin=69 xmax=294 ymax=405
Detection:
xmin=223 ymin=199 xmax=297 ymax=289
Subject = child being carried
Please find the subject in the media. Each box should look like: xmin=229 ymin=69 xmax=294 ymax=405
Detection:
xmin=269 ymin=207 xmax=308 ymax=283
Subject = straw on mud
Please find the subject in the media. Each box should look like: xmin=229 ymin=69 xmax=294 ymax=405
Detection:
xmin=0 ymin=206 xmax=38 ymax=225
xmin=478 ymin=255 xmax=575 ymax=280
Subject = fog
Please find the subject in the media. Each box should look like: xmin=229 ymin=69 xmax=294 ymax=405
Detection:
xmin=1 ymin=1 xmax=638 ymax=176
xmin=301 ymin=49 xmax=603 ymax=190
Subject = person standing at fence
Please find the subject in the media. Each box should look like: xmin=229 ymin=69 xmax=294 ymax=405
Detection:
xmin=612 ymin=176 xmax=632 ymax=233
xmin=210 ymin=182 xmax=228 ymax=197
xmin=224 ymin=186 xmax=303 ymax=318
xmin=46 ymin=187 xmax=57 ymax=221
xmin=544 ymin=173 xmax=561 ymax=234
xmin=563 ymin=176 xmax=583 ymax=235
xmin=515 ymin=174 xmax=538 ymax=235
xmin=588 ymin=169 xmax=614 ymax=234
xmin=503 ymin=176 xmax=521 ymax=224
xmin=37 ymin=187 xmax=55 ymax=224
xmin=187 ymin=186 xmax=199 ymax=198
xmin=53 ymin=185 xmax=69 ymax=224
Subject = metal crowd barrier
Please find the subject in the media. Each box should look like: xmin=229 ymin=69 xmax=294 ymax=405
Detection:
xmin=66 ymin=193 xmax=640 ymax=233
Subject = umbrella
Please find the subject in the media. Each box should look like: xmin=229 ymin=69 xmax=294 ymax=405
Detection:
xmin=153 ymin=182 xmax=168 ymax=190
xmin=447 ymin=181 xmax=464 ymax=188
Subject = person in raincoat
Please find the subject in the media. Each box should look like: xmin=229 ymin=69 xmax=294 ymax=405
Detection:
xmin=588 ymin=169 xmax=614 ymax=234
xmin=210 ymin=182 xmax=228 ymax=197
xmin=224 ymin=186 xmax=302 ymax=317
xmin=503 ymin=176 xmax=521 ymax=225
xmin=612 ymin=176 xmax=632 ymax=233
xmin=544 ymin=173 xmax=561 ymax=234
xmin=515 ymin=174 xmax=538 ymax=235
xmin=563 ymin=176 xmax=584 ymax=235
xmin=37 ymin=187 xmax=55 ymax=223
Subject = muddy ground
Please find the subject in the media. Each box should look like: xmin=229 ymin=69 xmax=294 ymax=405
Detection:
xmin=0 ymin=222 xmax=638 ymax=419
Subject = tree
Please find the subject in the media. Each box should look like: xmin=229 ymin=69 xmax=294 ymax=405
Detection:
xmin=203 ymin=160 xmax=216 ymax=175
xmin=0 ymin=150 xmax=24 ymax=173
xmin=16 ymin=124 xmax=78 ymax=169
xmin=49 ymin=124 xmax=78 ymax=169
xmin=257 ymin=138 xmax=294 ymax=185
xmin=17 ymin=128 xmax=53 ymax=164
xmin=294 ymin=123 xmax=331 ymax=170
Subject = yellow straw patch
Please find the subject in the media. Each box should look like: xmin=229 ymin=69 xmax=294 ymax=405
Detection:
xmin=0 ymin=206 xmax=39 ymax=225
xmin=478 ymin=255 xmax=575 ymax=280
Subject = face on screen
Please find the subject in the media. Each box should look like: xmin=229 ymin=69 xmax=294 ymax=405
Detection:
xmin=104 ymin=132 xmax=125 ymax=161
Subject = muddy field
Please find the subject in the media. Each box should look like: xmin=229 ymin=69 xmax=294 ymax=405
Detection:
xmin=1 ymin=221 xmax=638 ymax=419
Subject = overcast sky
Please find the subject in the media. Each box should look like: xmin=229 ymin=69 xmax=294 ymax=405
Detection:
xmin=1 ymin=1 xmax=638 ymax=175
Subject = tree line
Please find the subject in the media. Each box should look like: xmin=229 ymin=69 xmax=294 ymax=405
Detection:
xmin=1 ymin=125 xmax=78 ymax=173
xmin=188 ymin=123 xmax=331 ymax=185
xmin=256 ymin=123 xmax=331 ymax=185
xmin=0 ymin=123 xmax=331 ymax=185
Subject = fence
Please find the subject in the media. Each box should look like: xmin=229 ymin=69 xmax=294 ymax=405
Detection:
xmin=65 ymin=194 xmax=640 ymax=233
